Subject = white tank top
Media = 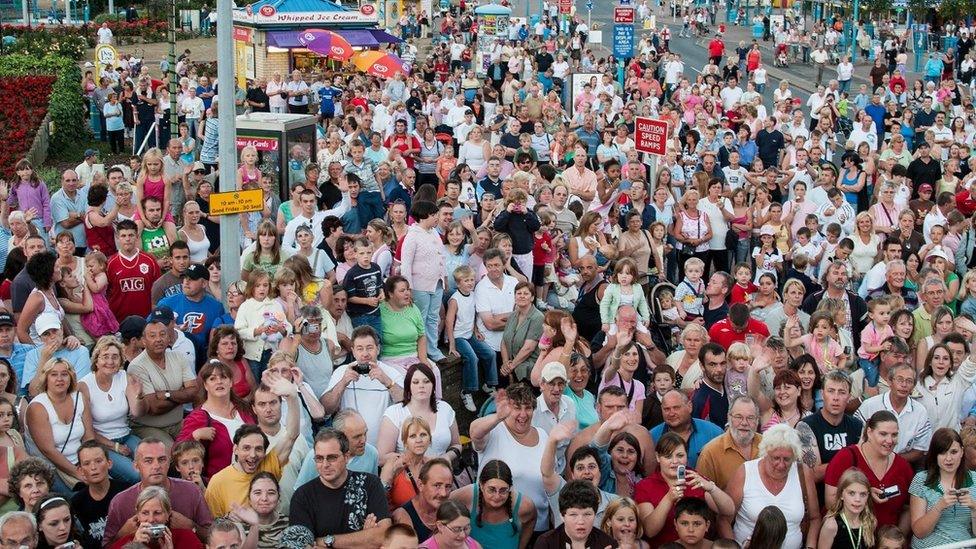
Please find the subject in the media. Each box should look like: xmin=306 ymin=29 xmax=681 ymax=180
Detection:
xmin=80 ymin=372 xmax=131 ymax=440
xmin=478 ymin=424 xmax=550 ymax=531
xmin=733 ymin=459 xmax=805 ymax=549
xmin=28 ymin=289 xmax=65 ymax=345
xmin=180 ymin=228 xmax=211 ymax=263
xmin=30 ymin=392 xmax=85 ymax=466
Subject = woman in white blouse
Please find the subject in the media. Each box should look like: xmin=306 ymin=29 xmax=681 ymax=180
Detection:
xmin=79 ymin=336 xmax=145 ymax=485
xmin=376 ymin=363 xmax=462 ymax=465
xmin=458 ymin=126 xmax=492 ymax=174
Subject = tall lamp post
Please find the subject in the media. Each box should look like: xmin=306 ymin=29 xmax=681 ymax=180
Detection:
xmin=849 ymin=0 xmax=859 ymax=62
xmin=217 ymin=0 xmax=241 ymax=297
xmin=169 ymin=0 xmax=178 ymax=138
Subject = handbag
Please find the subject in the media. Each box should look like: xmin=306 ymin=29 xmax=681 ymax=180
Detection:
xmin=679 ymin=214 xmax=701 ymax=258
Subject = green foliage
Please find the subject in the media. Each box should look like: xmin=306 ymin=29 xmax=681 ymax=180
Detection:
xmin=0 ymin=54 xmax=91 ymax=160
xmin=93 ymin=13 xmax=124 ymax=24
xmin=0 ymin=26 xmax=89 ymax=60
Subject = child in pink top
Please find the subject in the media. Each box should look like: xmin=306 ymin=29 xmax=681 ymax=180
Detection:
xmin=858 ymin=298 xmax=894 ymax=361
xmin=785 ymin=311 xmax=846 ymax=373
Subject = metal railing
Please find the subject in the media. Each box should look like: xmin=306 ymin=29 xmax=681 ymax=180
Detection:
xmin=930 ymin=540 xmax=976 ymax=549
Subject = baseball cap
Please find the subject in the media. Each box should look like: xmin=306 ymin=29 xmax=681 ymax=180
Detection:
xmin=760 ymin=225 xmax=776 ymax=237
xmin=0 ymin=312 xmax=14 ymax=327
xmin=926 ymin=247 xmax=950 ymax=262
xmin=919 ymin=183 xmax=933 ymax=193
xmin=191 ymin=161 xmax=206 ymax=172
xmin=147 ymin=306 xmax=176 ymax=325
xmin=34 ymin=313 xmax=61 ymax=336
xmin=119 ymin=315 xmax=147 ymax=341
xmin=84 ymin=148 xmax=98 ymax=158
xmin=181 ymin=263 xmax=209 ymax=281
xmin=540 ymin=362 xmax=568 ymax=383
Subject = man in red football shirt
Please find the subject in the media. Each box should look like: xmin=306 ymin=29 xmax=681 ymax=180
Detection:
xmin=107 ymin=219 xmax=162 ymax=322
xmin=383 ymin=119 xmax=421 ymax=170
xmin=708 ymin=303 xmax=769 ymax=350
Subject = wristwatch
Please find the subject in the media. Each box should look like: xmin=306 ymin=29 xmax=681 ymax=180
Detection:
xmin=325 ymin=534 xmax=336 ymax=548
xmin=164 ymin=391 xmax=174 ymax=402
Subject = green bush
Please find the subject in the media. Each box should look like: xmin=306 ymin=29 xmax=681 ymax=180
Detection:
xmin=1 ymin=28 xmax=89 ymax=60
xmin=0 ymin=54 xmax=91 ymax=160
xmin=93 ymin=13 xmax=123 ymax=24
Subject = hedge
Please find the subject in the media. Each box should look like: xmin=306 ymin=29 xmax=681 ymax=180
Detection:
xmin=0 ymin=54 xmax=91 ymax=160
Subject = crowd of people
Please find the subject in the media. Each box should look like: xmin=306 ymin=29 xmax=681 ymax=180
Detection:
xmin=14 ymin=1 xmax=976 ymax=549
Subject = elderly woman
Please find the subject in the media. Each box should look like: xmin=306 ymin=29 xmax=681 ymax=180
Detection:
xmin=78 ymin=337 xmax=145 ymax=485
xmin=108 ymin=486 xmax=204 ymax=548
xmin=25 ymin=358 xmax=94 ymax=491
xmin=909 ymin=428 xmax=976 ymax=547
xmin=377 ymin=362 xmax=461 ymax=464
xmin=825 ymin=410 xmax=914 ymax=529
xmin=666 ymin=324 xmax=708 ymax=391
xmin=174 ymin=359 xmax=257 ymax=480
xmin=634 ymin=431 xmax=735 ymax=545
xmin=379 ymin=276 xmax=443 ymax=395
xmin=233 ymin=472 xmax=290 ymax=548
xmin=8 ymin=457 xmax=53 ymax=511
xmin=470 ymin=384 xmax=551 ymax=534
xmin=728 ymin=423 xmax=821 ymax=549
xmin=501 ymin=282 xmax=544 ymax=384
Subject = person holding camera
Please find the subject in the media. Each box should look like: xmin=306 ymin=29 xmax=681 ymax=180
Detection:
xmin=108 ymin=485 xmax=204 ymax=549
xmin=320 ymin=326 xmax=404 ymax=447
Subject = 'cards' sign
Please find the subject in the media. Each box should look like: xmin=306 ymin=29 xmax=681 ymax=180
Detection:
xmin=635 ymin=117 xmax=669 ymax=156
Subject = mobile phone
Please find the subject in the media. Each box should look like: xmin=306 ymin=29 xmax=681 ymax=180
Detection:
xmin=676 ymin=465 xmax=686 ymax=482
xmin=880 ymin=485 xmax=900 ymax=499
xmin=843 ymin=346 xmax=852 ymax=356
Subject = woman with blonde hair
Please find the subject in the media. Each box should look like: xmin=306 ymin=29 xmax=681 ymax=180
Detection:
xmin=25 ymin=358 xmax=94 ymax=490
xmin=366 ymin=218 xmax=394 ymax=278
xmin=380 ymin=415 xmax=433 ymax=509
xmin=569 ymin=211 xmax=609 ymax=267
xmin=672 ymin=189 xmax=711 ymax=279
xmin=850 ymin=212 xmax=881 ymax=284
xmin=78 ymin=336 xmax=145 ymax=484
xmin=600 ymin=497 xmax=647 ymax=549
xmin=818 ymin=468 xmax=876 ymax=549
xmin=666 ymin=323 xmax=709 ymax=391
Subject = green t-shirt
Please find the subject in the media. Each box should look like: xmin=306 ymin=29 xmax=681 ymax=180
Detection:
xmin=141 ymin=226 xmax=169 ymax=261
xmin=379 ymin=301 xmax=424 ymax=358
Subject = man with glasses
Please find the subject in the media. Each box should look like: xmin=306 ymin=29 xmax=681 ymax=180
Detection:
xmin=856 ymin=363 xmax=932 ymax=466
xmin=0 ymin=511 xmax=37 ymax=549
xmin=290 ymin=429 xmax=391 ymax=546
xmin=697 ymin=396 xmax=762 ymax=491
xmin=294 ymin=408 xmax=379 ymax=491
xmin=853 ymin=336 xmax=912 ymax=400
xmin=796 ymin=369 xmax=863 ymax=505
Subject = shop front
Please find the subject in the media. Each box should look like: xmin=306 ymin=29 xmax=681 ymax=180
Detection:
xmin=233 ymin=0 xmax=401 ymax=83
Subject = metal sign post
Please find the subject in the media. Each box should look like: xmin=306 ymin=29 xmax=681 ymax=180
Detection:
xmin=613 ymin=3 xmax=635 ymax=87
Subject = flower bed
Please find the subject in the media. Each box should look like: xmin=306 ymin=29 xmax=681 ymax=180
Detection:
xmin=0 ymin=76 xmax=55 ymax=179
xmin=0 ymin=55 xmax=89 ymax=167
xmin=0 ymin=19 xmax=196 ymax=56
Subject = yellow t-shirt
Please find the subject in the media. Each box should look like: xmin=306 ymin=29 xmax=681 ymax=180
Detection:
xmin=204 ymin=452 xmax=282 ymax=517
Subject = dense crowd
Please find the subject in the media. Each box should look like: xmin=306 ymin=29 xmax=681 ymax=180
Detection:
xmin=12 ymin=2 xmax=976 ymax=549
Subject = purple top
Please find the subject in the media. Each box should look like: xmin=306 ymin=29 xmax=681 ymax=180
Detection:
xmin=9 ymin=180 xmax=52 ymax=229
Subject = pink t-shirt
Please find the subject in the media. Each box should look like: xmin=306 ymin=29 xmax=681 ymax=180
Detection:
xmin=599 ymin=373 xmax=646 ymax=411
xmin=800 ymin=333 xmax=844 ymax=372
xmin=858 ymin=322 xmax=894 ymax=361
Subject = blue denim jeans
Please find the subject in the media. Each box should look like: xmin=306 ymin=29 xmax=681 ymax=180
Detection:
xmin=412 ymin=287 xmax=445 ymax=361
xmin=859 ymin=357 xmax=880 ymax=387
xmin=247 ymin=348 xmax=273 ymax=384
xmin=351 ymin=312 xmax=383 ymax=338
xmin=108 ymin=433 xmax=142 ymax=485
xmin=455 ymin=336 xmax=498 ymax=392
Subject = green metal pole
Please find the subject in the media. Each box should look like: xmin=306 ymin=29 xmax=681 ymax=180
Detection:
xmin=169 ymin=0 xmax=178 ymax=137
xmin=850 ymin=0 xmax=859 ymax=62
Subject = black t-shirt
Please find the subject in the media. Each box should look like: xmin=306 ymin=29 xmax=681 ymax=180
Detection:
xmin=246 ymin=87 xmax=270 ymax=113
xmin=10 ymin=268 xmax=33 ymax=313
xmin=343 ymin=263 xmax=384 ymax=317
xmin=800 ymin=412 xmax=863 ymax=464
xmin=72 ymin=480 xmax=128 ymax=549
xmin=318 ymin=181 xmax=343 ymax=210
xmin=499 ymin=132 xmax=521 ymax=160
xmin=535 ymin=52 xmax=554 ymax=73
xmin=703 ymin=301 xmax=728 ymax=330
xmin=133 ymin=90 xmax=156 ymax=121
xmin=290 ymin=472 xmax=390 ymax=538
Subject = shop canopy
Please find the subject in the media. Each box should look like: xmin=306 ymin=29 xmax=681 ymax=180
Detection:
xmin=267 ymin=28 xmax=401 ymax=47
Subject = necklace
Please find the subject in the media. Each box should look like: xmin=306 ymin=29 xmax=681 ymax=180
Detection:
xmin=840 ymin=512 xmax=862 ymax=549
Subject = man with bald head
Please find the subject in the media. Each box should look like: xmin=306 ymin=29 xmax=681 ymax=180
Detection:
xmin=590 ymin=304 xmax=665 ymax=378
xmin=866 ymin=259 xmax=918 ymax=309
xmin=566 ymin=386 xmax=657 ymax=474
xmin=163 ymin=138 xmax=189 ymax=221
xmin=650 ymin=390 xmax=723 ymax=468
xmin=293 ymin=408 xmax=379 ymax=487
xmin=572 ymin=255 xmax=608 ymax=342
xmin=51 ymin=169 xmax=88 ymax=254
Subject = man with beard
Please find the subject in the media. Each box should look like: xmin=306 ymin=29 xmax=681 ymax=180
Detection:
xmin=204 ymin=375 xmax=301 ymax=516
xmin=566 ymin=386 xmax=657 ymax=474
xmin=72 ymin=441 xmax=127 ymax=549
xmin=150 ymin=241 xmax=191 ymax=304
xmin=802 ymin=261 xmax=868 ymax=349
xmin=572 ymin=256 xmax=608 ymax=343
xmin=696 ymin=396 xmax=762 ymax=491
xmin=797 ymin=369 xmax=863 ymax=506
xmin=390 ymin=459 xmax=454 ymax=542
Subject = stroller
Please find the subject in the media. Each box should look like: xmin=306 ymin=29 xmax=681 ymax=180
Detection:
xmin=648 ymin=281 xmax=679 ymax=356
xmin=774 ymin=43 xmax=790 ymax=68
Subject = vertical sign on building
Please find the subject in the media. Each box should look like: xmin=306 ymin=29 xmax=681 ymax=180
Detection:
xmin=612 ymin=4 xmax=635 ymax=60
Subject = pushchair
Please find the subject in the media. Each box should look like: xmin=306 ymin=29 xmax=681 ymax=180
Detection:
xmin=648 ymin=281 xmax=679 ymax=356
